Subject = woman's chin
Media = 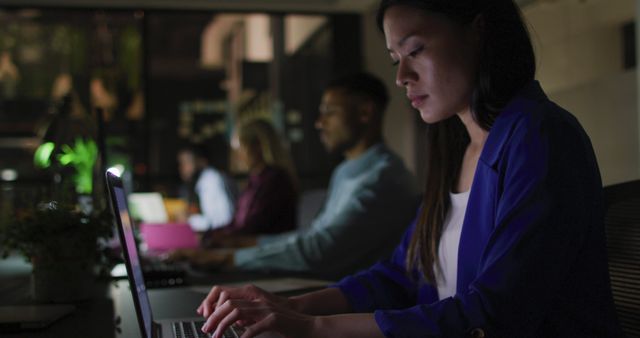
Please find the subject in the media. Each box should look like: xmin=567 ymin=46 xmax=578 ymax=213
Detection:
xmin=419 ymin=110 xmax=438 ymax=124
xmin=418 ymin=108 xmax=455 ymax=124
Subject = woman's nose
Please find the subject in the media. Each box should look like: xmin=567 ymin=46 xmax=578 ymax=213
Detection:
xmin=395 ymin=60 xmax=414 ymax=88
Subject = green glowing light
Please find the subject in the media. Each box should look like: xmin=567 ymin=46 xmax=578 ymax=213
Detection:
xmin=34 ymin=142 xmax=55 ymax=168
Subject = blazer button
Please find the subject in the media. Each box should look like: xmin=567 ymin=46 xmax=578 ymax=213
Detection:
xmin=470 ymin=328 xmax=486 ymax=338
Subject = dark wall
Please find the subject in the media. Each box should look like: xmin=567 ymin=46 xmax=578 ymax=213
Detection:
xmin=282 ymin=14 xmax=363 ymax=189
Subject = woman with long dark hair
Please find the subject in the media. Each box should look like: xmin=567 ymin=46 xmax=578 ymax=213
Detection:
xmin=192 ymin=0 xmax=621 ymax=336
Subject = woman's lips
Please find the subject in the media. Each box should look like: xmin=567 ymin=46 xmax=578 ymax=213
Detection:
xmin=408 ymin=94 xmax=428 ymax=109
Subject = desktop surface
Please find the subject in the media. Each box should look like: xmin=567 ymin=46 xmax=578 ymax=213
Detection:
xmin=0 ymin=253 xmax=328 ymax=338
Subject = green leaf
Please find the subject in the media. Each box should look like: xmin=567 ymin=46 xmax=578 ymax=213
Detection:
xmin=34 ymin=142 xmax=55 ymax=168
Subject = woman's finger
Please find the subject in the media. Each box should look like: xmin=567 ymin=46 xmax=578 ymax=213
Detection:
xmin=216 ymin=290 xmax=230 ymax=314
xmin=203 ymin=299 xmax=273 ymax=335
xmin=212 ymin=308 xmax=241 ymax=338
xmin=240 ymin=313 xmax=278 ymax=338
xmin=198 ymin=284 xmax=278 ymax=319
xmin=202 ymin=298 xmax=244 ymax=333
xmin=200 ymin=285 xmax=223 ymax=317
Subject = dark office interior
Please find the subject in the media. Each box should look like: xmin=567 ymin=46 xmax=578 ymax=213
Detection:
xmin=0 ymin=0 xmax=639 ymax=336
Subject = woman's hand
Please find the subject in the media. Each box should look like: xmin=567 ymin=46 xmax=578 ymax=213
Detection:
xmin=198 ymin=284 xmax=314 ymax=338
xmin=197 ymin=285 xmax=384 ymax=338
xmin=198 ymin=284 xmax=289 ymax=318
xmin=204 ymin=296 xmax=316 ymax=338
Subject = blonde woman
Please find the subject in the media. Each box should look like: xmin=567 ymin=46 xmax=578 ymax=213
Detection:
xmin=227 ymin=118 xmax=298 ymax=234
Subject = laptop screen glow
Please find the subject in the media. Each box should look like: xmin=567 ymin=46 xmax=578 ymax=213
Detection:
xmin=128 ymin=192 xmax=169 ymax=223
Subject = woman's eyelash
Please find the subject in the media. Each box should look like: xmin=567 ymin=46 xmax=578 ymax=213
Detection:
xmin=409 ymin=45 xmax=424 ymax=57
xmin=390 ymin=45 xmax=424 ymax=66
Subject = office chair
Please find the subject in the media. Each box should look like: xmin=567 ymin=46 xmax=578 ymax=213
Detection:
xmin=603 ymin=179 xmax=640 ymax=337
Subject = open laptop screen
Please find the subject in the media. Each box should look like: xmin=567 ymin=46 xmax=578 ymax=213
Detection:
xmin=128 ymin=192 xmax=168 ymax=223
xmin=106 ymin=172 xmax=153 ymax=338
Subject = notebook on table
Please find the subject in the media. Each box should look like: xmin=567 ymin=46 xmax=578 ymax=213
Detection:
xmin=139 ymin=223 xmax=199 ymax=254
xmin=106 ymin=171 xmax=254 ymax=338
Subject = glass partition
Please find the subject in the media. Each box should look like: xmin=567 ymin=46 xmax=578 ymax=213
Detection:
xmin=0 ymin=7 xmax=362 ymax=211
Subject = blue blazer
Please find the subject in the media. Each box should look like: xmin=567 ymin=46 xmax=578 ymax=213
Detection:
xmin=335 ymin=82 xmax=621 ymax=337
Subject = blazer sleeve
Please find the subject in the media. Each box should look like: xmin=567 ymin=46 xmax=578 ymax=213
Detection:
xmin=374 ymin=105 xmax=605 ymax=337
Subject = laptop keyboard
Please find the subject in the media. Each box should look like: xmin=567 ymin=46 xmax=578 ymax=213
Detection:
xmin=142 ymin=262 xmax=187 ymax=288
xmin=172 ymin=320 xmax=246 ymax=338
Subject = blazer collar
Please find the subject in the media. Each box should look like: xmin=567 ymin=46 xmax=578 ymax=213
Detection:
xmin=479 ymin=81 xmax=548 ymax=167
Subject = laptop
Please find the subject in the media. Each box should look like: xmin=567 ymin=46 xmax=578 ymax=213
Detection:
xmin=128 ymin=192 xmax=169 ymax=224
xmin=106 ymin=171 xmax=247 ymax=338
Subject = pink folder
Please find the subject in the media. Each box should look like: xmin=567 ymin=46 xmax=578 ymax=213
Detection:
xmin=139 ymin=223 xmax=199 ymax=252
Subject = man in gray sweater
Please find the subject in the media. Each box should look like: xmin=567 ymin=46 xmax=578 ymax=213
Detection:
xmin=170 ymin=72 xmax=419 ymax=279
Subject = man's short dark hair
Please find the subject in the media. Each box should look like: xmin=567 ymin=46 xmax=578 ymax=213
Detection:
xmin=325 ymin=72 xmax=390 ymax=118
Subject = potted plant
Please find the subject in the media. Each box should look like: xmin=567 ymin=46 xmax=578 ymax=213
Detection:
xmin=34 ymin=137 xmax=99 ymax=212
xmin=0 ymin=201 xmax=113 ymax=302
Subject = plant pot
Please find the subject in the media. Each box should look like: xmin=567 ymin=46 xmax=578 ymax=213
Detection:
xmin=77 ymin=194 xmax=94 ymax=215
xmin=31 ymin=257 xmax=95 ymax=303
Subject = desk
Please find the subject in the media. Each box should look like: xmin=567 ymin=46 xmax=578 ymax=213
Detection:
xmin=0 ymin=254 xmax=125 ymax=338
xmin=0 ymin=254 xmax=326 ymax=338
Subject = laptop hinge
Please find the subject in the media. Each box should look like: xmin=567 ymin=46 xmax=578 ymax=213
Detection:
xmin=152 ymin=321 xmax=163 ymax=338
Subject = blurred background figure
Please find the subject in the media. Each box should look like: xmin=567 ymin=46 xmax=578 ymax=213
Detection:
xmin=89 ymin=76 xmax=118 ymax=122
xmin=177 ymin=143 xmax=237 ymax=232
xmin=168 ymin=72 xmax=420 ymax=279
xmin=218 ymin=118 xmax=298 ymax=237
xmin=0 ymin=51 xmax=19 ymax=99
xmin=38 ymin=73 xmax=95 ymax=165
